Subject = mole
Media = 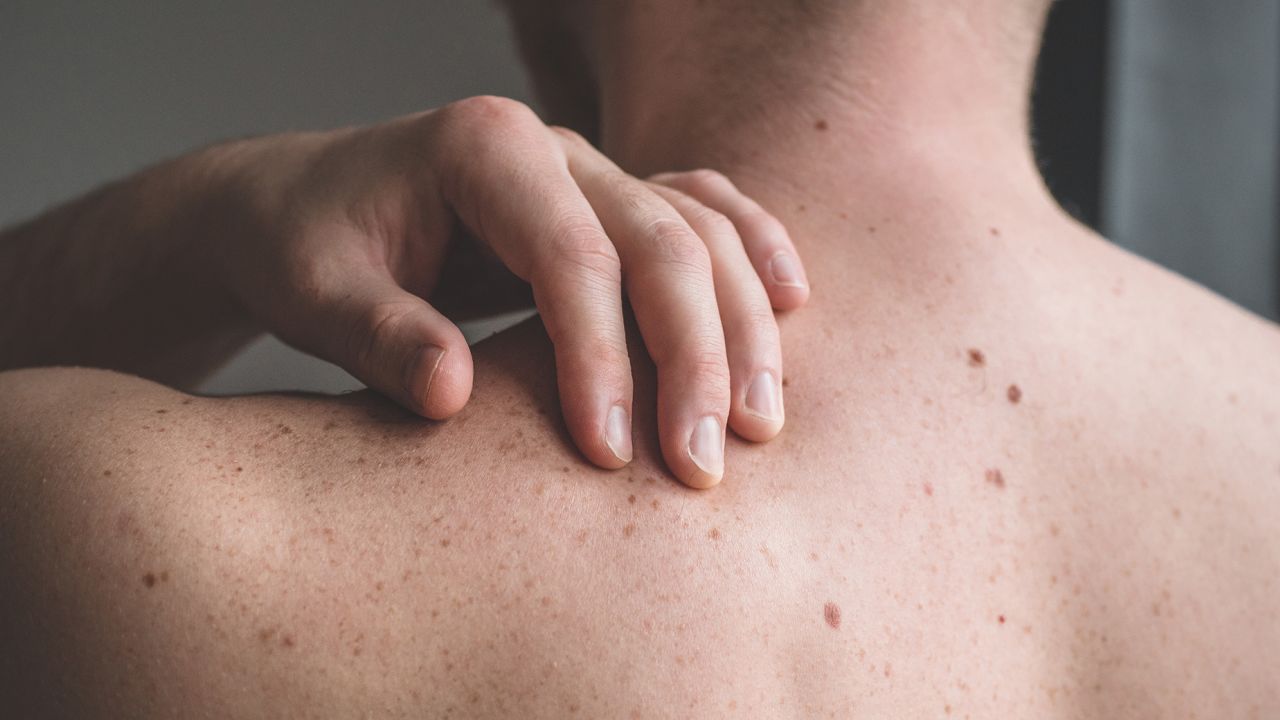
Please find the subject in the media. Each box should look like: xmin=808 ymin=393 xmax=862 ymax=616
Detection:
xmin=142 ymin=573 xmax=157 ymax=588
xmin=623 ymin=523 xmax=637 ymax=537
xmin=823 ymin=602 xmax=842 ymax=629
xmin=989 ymin=227 xmax=1001 ymax=237
xmin=628 ymin=494 xmax=636 ymax=505
xmin=708 ymin=527 xmax=721 ymax=540
xmin=985 ymin=469 xmax=1006 ymax=489
xmin=1007 ymin=384 xmax=1022 ymax=403
xmin=815 ymin=119 xmax=829 ymax=131
xmin=103 ymin=470 xmax=112 ymax=477
xmin=967 ymin=349 xmax=986 ymax=367
xmin=998 ymin=614 xmax=1007 ymax=624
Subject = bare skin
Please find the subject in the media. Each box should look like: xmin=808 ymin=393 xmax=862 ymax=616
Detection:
xmin=2 ymin=1 xmax=1279 ymax=717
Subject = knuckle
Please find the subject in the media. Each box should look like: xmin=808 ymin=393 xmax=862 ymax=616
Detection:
xmin=683 ymin=346 xmax=733 ymax=391
xmin=644 ymin=218 xmax=711 ymax=271
xmin=537 ymin=221 xmax=622 ymax=284
xmin=677 ymin=168 xmax=733 ymax=196
xmin=435 ymin=96 xmax=539 ymax=148
xmin=548 ymin=124 xmax=588 ymax=147
xmin=690 ymin=205 xmax=735 ymax=238
xmin=344 ymin=299 xmax=419 ymax=371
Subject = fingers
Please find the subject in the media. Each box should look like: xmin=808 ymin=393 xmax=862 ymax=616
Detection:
xmin=327 ymin=268 xmax=474 ymax=420
xmin=563 ymin=154 xmax=731 ymax=488
xmin=650 ymin=170 xmax=810 ymax=310
xmin=433 ymin=97 xmax=633 ymax=470
xmin=647 ymin=183 xmax=786 ymax=444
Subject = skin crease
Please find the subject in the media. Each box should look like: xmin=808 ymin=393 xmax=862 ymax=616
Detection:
xmin=3 ymin=0 xmax=1280 ymax=717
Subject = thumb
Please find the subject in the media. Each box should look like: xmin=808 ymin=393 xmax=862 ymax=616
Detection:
xmin=326 ymin=272 xmax=473 ymax=419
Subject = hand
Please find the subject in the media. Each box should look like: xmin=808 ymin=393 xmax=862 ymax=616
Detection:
xmin=220 ymin=96 xmax=809 ymax=487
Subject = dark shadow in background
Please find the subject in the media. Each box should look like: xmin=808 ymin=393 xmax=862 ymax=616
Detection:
xmin=1032 ymin=0 xmax=1110 ymax=230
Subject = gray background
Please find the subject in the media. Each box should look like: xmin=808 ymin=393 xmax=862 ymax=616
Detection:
xmin=1 ymin=1 xmax=1276 ymax=395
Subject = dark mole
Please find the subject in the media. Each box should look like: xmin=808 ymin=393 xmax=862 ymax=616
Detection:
xmin=142 ymin=573 xmax=157 ymax=588
xmin=708 ymin=527 xmax=721 ymax=540
xmin=103 ymin=470 xmax=112 ymax=477
xmin=815 ymin=119 xmax=829 ymax=131
xmin=623 ymin=523 xmax=637 ymax=537
xmin=823 ymin=602 xmax=841 ymax=629
xmin=1007 ymin=384 xmax=1022 ymax=404
xmin=923 ymin=482 xmax=934 ymax=496
xmin=985 ymin=469 xmax=1006 ymax=489
xmin=782 ymin=376 xmax=791 ymax=388
xmin=155 ymin=409 xmax=167 ymax=414
xmin=967 ymin=348 xmax=986 ymax=367
xmin=627 ymin=494 xmax=636 ymax=505
xmin=998 ymin=614 xmax=1007 ymax=624
xmin=235 ymin=466 xmax=243 ymax=473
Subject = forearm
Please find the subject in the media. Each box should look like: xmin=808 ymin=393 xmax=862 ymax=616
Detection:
xmin=0 ymin=142 xmax=264 ymax=388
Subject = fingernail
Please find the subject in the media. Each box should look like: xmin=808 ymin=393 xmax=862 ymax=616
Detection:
xmin=687 ymin=415 xmax=724 ymax=481
xmin=604 ymin=404 xmax=633 ymax=463
xmin=768 ymin=252 xmax=805 ymax=288
xmin=744 ymin=371 xmax=783 ymax=423
xmin=406 ymin=345 xmax=447 ymax=410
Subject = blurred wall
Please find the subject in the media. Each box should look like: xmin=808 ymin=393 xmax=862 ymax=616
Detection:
xmin=2 ymin=1 xmax=1277 ymax=395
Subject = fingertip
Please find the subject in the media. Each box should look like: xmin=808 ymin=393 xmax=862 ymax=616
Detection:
xmin=408 ymin=343 xmax=473 ymax=419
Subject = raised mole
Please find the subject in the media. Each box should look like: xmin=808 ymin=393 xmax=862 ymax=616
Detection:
xmin=824 ymin=602 xmax=842 ymax=629
xmin=1007 ymin=384 xmax=1022 ymax=403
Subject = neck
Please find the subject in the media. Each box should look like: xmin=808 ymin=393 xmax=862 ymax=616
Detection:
xmin=588 ymin=2 xmax=1063 ymax=299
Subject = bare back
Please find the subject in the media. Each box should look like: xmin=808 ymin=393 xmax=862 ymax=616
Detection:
xmin=3 ymin=201 xmax=1278 ymax=718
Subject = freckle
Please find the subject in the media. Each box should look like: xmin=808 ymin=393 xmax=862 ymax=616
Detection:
xmin=142 ymin=573 xmax=157 ymax=588
xmin=155 ymin=409 xmax=167 ymax=414
xmin=708 ymin=527 xmax=721 ymax=540
xmin=180 ymin=399 xmax=192 ymax=405
xmin=540 ymin=596 xmax=552 ymax=607
xmin=998 ymin=615 xmax=1006 ymax=624
xmin=967 ymin=348 xmax=985 ymax=367
xmin=838 ymin=212 xmax=849 ymax=220
xmin=814 ymin=119 xmax=828 ymax=131
xmin=644 ymin=476 xmax=656 ymax=485
xmin=990 ymin=226 xmax=1000 ymax=236
xmin=867 ymin=225 xmax=877 ymax=234
xmin=281 ymin=634 xmax=295 ymax=648
xmin=823 ymin=602 xmax=841 ymax=629
xmin=440 ymin=538 xmax=451 ymax=547
xmin=923 ymin=482 xmax=934 ymax=496
xmin=1049 ymin=523 xmax=1060 ymax=536
xmin=945 ymin=704 xmax=952 ymax=714
xmin=278 ymin=424 xmax=292 ymax=435
xmin=258 ymin=627 xmax=276 ymax=643
xmin=782 ymin=376 xmax=791 ymax=388
xmin=797 ymin=204 xmax=807 ymax=212
xmin=809 ymin=552 xmax=819 ymax=561
xmin=561 ymin=466 xmax=570 ymax=473
xmin=1007 ymin=384 xmax=1022 ymax=403
xmin=650 ymin=499 xmax=660 ymax=510
xmin=235 ymin=466 xmax=243 ymax=473
xmin=623 ymin=523 xmax=636 ymax=537
xmin=985 ymin=468 xmax=1006 ymax=489
xmin=323 ymin=420 xmax=338 ymax=431
xmin=103 ymin=470 xmax=112 ymax=477
xmin=884 ymin=663 xmax=892 ymax=678
xmin=627 ymin=494 xmax=636 ymax=504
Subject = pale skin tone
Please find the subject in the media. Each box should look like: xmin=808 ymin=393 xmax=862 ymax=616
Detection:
xmin=3 ymin=1 xmax=1280 ymax=718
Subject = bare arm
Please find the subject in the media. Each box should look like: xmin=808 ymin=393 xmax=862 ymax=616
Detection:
xmin=0 ymin=143 xmax=261 ymax=387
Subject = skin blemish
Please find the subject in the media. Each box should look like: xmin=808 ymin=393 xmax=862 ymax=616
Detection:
xmin=782 ymin=376 xmax=791 ymax=388
xmin=814 ymin=119 xmax=829 ymax=131
xmin=623 ymin=523 xmax=637 ymax=537
xmin=998 ymin=615 xmax=1007 ymax=624
xmin=259 ymin=627 xmax=276 ymax=643
xmin=708 ymin=527 xmax=721 ymax=540
xmin=155 ymin=409 xmax=167 ymax=414
xmin=142 ymin=573 xmax=157 ymax=588
xmin=160 ymin=571 xmax=169 ymax=582
xmin=867 ymin=225 xmax=877 ymax=234
xmin=923 ymin=482 xmax=934 ymax=496
xmin=809 ymin=552 xmax=819 ymax=561
xmin=650 ymin=499 xmax=660 ymax=511
xmin=627 ymin=494 xmax=636 ymax=505
xmin=985 ymin=469 xmax=1006 ymax=489
xmin=823 ymin=602 xmax=842 ymax=629
xmin=103 ymin=470 xmax=112 ymax=477
xmin=281 ymin=634 xmax=295 ymax=648
xmin=180 ymin=399 xmax=192 ymax=405
xmin=990 ymin=227 xmax=1001 ymax=237
xmin=440 ymin=538 xmax=451 ymax=548
xmin=967 ymin=349 xmax=986 ymax=367
xmin=1007 ymin=384 xmax=1022 ymax=403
